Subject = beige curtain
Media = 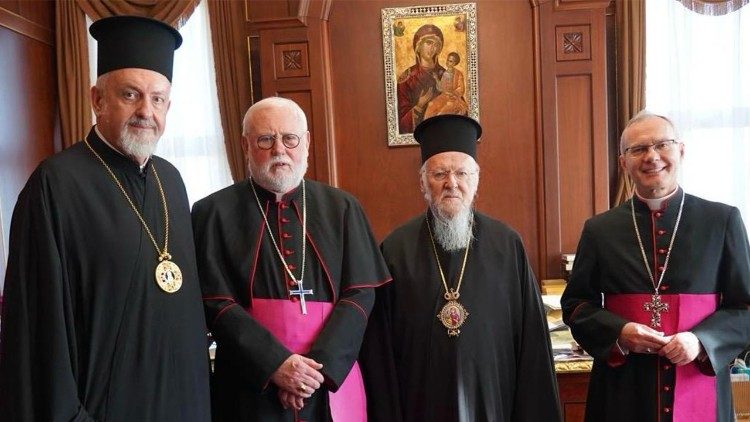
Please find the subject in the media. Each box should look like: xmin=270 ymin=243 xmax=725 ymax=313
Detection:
xmin=55 ymin=0 xmax=199 ymax=148
xmin=55 ymin=0 xmax=92 ymax=149
xmin=676 ymin=0 xmax=749 ymax=15
xmin=613 ymin=0 xmax=646 ymax=206
xmin=207 ymin=0 xmax=248 ymax=182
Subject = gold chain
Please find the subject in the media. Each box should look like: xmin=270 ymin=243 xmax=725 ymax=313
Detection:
xmin=425 ymin=214 xmax=471 ymax=300
xmin=84 ymin=139 xmax=171 ymax=261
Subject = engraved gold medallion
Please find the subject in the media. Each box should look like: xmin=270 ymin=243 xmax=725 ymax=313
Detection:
xmin=155 ymin=260 xmax=183 ymax=293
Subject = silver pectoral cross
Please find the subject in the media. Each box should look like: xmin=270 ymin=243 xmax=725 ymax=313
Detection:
xmin=289 ymin=279 xmax=313 ymax=315
xmin=643 ymin=294 xmax=669 ymax=327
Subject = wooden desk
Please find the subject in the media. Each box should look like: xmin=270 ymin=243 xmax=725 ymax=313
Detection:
xmin=555 ymin=361 xmax=591 ymax=422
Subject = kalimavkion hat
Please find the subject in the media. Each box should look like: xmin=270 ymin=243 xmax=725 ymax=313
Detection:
xmin=89 ymin=15 xmax=182 ymax=82
xmin=414 ymin=115 xmax=482 ymax=163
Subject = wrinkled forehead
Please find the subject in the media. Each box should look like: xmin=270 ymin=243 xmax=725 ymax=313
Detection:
xmin=424 ymin=151 xmax=477 ymax=170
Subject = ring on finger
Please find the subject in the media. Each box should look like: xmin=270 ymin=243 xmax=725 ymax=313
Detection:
xmin=646 ymin=348 xmax=652 ymax=353
xmin=298 ymin=383 xmax=307 ymax=393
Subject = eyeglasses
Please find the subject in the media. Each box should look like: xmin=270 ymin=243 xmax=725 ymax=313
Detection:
xmin=255 ymin=133 xmax=301 ymax=150
xmin=622 ymin=139 xmax=679 ymax=157
xmin=425 ymin=169 xmax=477 ymax=182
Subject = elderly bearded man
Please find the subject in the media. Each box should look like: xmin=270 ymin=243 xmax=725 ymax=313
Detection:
xmin=562 ymin=111 xmax=750 ymax=422
xmin=0 ymin=16 xmax=210 ymax=421
xmin=192 ymin=97 xmax=391 ymax=421
xmin=360 ymin=115 xmax=560 ymax=422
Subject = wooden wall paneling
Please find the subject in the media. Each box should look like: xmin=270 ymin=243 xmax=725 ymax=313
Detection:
xmin=0 ymin=0 xmax=53 ymax=45
xmin=327 ymin=0 xmax=541 ymax=276
xmin=257 ymin=22 xmax=332 ymax=185
xmin=246 ymin=0 xmax=299 ymax=22
xmin=537 ymin=0 xmax=610 ymax=278
xmin=557 ymin=371 xmax=590 ymax=422
xmin=303 ymin=1 xmax=337 ymax=186
xmin=0 ymin=1 xmax=58 ymax=289
xmin=246 ymin=1 xmax=333 ymax=185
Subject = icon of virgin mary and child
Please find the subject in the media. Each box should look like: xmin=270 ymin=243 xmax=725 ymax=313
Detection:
xmin=397 ymin=24 xmax=469 ymax=134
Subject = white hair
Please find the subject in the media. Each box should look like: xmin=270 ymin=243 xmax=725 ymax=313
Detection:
xmin=242 ymin=96 xmax=308 ymax=136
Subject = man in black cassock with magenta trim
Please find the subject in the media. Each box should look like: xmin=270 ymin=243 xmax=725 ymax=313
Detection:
xmin=562 ymin=111 xmax=750 ymax=421
xmin=359 ymin=115 xmax=561 ymax=421
xmin=0 ymin=16 xmax=210 ymax=421
xmin=191 ymin=97 xmax=391 ymax=421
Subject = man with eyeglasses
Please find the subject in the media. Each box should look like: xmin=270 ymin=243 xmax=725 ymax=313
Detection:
xmin=562 ymin=111 xmax=750 ymax=421
xmin=191 ymin=97 xmax=391 ymax=421
xmin=360 ymin=115 xmax=560 ymax=421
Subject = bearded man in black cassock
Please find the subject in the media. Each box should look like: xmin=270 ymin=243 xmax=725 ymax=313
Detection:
xmin=0 ymin=16 xmax=210 ymax=421
xmin=562 ymin=111 xmax=750 ymax=422
xmin=360 ymin=115 xmax=561 ymax=422
xmin=192 ymin=97 xmax=391 ymax=421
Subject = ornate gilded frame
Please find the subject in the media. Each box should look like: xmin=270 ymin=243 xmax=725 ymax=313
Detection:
xmin=382 ymin=3 xmax=479 ymax=146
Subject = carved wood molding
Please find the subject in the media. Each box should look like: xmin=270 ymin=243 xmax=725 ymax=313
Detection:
xmin=555 ymin=0 xmax=611 ymax=11
xmin=0 ymin=7 xmax=53 ymax=45
xmin=556 ymin=25 xmax=591 ymax=62
xmin=274 ymin=42 xmax=310 ymax=78
xmin=244 ymin=0 xmax=332 ymax=30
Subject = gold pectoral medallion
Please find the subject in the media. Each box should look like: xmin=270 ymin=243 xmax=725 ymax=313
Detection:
xmin=155 ymin=259 xmax=183 ymax=293
xmin=437 ymin=290 xmax=468 ymax=337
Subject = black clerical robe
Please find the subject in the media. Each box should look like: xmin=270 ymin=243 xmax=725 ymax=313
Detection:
xmin=360 ymin=211 xmax=561 ymax=422
xmin=191 ymin=179 xmax=391 ymax=421
xmin=561 ymin=189 xmax=750 ymax=422
xmin=0 ymin=129 xmax=211 ymax=421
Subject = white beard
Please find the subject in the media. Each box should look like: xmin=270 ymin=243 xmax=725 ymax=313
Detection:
xmin=431 ymin=204 xmax=474 ymax=251
xmin=119 ymin=118 xmax=159 ymax=162
xmin=249 ymin=156 xmax=308 ymax=194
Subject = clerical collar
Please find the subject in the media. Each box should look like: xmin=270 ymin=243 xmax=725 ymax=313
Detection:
xmin=249 ymin=178 xmax=303 ymax=204
xmin=94 ymin=125 xmax=150 ymax=172
xmin=634 ymin=187 xmax=680 ymax=211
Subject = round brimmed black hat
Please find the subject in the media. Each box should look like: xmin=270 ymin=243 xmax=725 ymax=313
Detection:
xmin=414 ymin=115 xmax=482 ymax=163
xmin=89 ymin=15 xmax=182 ymax=82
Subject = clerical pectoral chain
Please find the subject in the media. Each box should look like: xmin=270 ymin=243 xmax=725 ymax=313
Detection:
xmin=630 ymin=191 xmax=685 ymax=327
xmin=250 ymin=180 xmax=312 ymax=315
xmin=84 ymin=139 xmax=182 ymax=293
xmin=426 ymin=215 xmax=471 ymax=337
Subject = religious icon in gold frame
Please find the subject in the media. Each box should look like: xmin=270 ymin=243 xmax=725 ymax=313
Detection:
xmin=382 ymin=3 xmax=479 ymax=146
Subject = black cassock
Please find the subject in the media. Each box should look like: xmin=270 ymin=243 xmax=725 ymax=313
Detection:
xmin=562 ymin=189 xmax=750 ymax=422
xmin=360 ymin=211 xmax=561 ymax=422
xmin=191 ymin=179 xmax=391 ymax=421
xmin=0 ymin=129 xmax=211 ymax=421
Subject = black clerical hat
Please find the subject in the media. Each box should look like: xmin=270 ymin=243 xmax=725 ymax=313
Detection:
xmin=414 ymin=115 xmax=482 ymax=163
xmin=89 ymin=15 xmax=182 ymax=82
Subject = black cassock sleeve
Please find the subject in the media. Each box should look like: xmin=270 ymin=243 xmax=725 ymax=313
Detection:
xmin=192 ymin=199 xmax=292 ymax=393
xmin=561 ymin=222 xmax=629 ymax=361
xmin=359 ymin=281 xmax=402 ymax=422
xmin=692 ymin=207 xmax=750 ymax=374
xmin=512 ymin=240 xmax=562 ymax=421
xmin=0 ymin=169 xmax=95 ymax=421
xmin=306 ymin=199 xmax=391 ymax=390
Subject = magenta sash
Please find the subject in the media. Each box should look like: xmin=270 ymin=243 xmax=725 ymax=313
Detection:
xmin=605 ymin=293 xmax=719 ymax=422
xmin=248 ymin=299 xmax=366 ymax=422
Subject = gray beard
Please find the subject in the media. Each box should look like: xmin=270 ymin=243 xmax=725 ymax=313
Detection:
xmin=119 ymin=124 xmax=158 ymax=162
xmin=431 ymin=205 xmax=474 ymax=251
